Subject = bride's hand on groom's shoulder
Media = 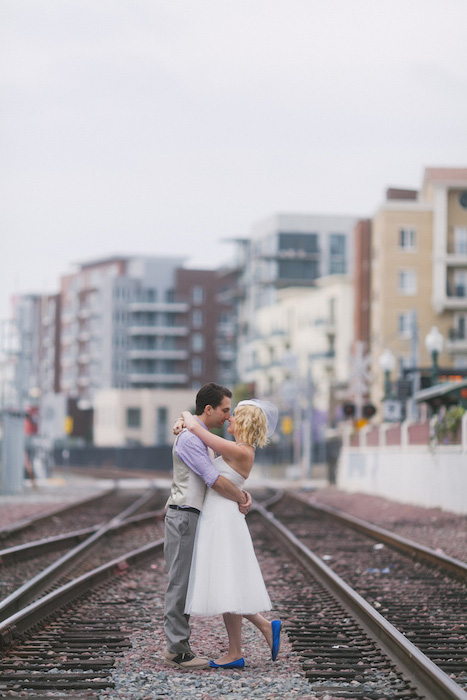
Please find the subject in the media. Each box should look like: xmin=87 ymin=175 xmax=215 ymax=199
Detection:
xmin=181 ymin=411 xmax=197 ymax=430
xmin=172 ymin=416 xmax=185 ymax=435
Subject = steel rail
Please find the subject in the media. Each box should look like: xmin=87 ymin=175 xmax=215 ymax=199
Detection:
xmin=0 ymin=538 xmax=163 ymax=649
xmin=253 ymin=501 xmax=467 ymax=700
xmin=255 ymin=489 xmax=284 ymax=510
xmin=0 ymin=490 xmax=161 ymax=622
xmin=0 ymin=488 xmax=116 ymax=539
xmin=286 ymin=491 xmax=467 ymax=581
xmin=0 ymin=509 xmax=165 ymax=565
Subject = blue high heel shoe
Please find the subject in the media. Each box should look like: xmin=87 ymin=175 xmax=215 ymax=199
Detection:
xmin=271 ymin=620 xmax=282 ymax=661
xmin=209 ymin=658 xmax=245 ymax=669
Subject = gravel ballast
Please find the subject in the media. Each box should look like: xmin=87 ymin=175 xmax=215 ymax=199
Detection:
xmin=2 ymin=481 xmax=465 ymax=698
xmin=309 ymin=488 xmax=467 ymax=562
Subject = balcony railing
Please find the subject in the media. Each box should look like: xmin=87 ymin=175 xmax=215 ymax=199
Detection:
xmin=128 ymin=326 xmax=188 ymax=336
xmin=127 ymin=301 xmax=188 ymax=313
xmin=129 ymin=373 xmax=188 ymax=384
xmin=127 ymin=349 xmax=188 ymax=360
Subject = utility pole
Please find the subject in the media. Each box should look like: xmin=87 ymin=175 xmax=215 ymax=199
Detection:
xmin=349 ymin=341 xmax=371 ymax=424
xmin=408 ymin=309 xmax=420 ymax=421
xmin=301 ymin=360 xmax=314 ymax=479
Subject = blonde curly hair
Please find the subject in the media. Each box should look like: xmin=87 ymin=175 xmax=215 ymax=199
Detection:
xmin=234 ymin=404 xmax=268 ymax=448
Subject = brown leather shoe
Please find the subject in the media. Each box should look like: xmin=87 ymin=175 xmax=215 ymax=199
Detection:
xmin=164 ymin=650 xmax=210 ymax=670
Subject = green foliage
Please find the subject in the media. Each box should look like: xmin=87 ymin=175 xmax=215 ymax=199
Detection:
xmin=431 ymin=405 xmax=465 ymax=446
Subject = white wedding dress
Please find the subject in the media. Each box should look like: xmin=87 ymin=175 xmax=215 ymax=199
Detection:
xmin=184 ymin=456 xmax=272 ymax=616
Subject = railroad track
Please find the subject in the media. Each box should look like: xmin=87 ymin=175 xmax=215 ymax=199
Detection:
xmin=0 ymin=488 xmax=166 ymax=621
xmin=259 ymin=492 xmax=466 ymax=698
xmin=0 ymin=488 xmax=465 ymax=698
xmin=0 ymin=487 xmax=160 ymax=549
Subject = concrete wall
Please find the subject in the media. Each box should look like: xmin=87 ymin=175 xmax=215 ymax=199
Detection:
xmin=337 ymin=446 xmax=467 ymax=514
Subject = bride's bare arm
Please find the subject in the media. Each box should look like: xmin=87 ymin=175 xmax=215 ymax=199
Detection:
xmin=181 ymin=411 xmax=252 ymax=468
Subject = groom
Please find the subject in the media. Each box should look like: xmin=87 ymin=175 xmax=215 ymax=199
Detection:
xmin=163 ymin=382 xmax=252 ymax=670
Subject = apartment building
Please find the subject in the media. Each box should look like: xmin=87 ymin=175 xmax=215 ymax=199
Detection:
xmin=236 ymin=213 xmax=358 ymax=381
xmin=353 ymin=219 xmax=371 ymax=348
xmin=174 ymin=268 xmax=236 ymax=389
xmin=39 ymin=294 xmax=61 ymax=395
xmin=369 ymin=167 xmax=467 ymax=406
xmin=241 ymin=275 xmax=354 ymax=431
xmin=6 ymin=294 xmax=42 ymax=409
xmin=26 ymin=253 xmax=238 ymax=406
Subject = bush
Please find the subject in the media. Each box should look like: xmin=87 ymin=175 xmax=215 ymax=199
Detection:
xmin=432 ymin=405 xmax=465 ymax=446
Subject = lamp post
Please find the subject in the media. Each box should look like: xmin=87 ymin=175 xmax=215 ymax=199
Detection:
xmin=425 ymin=326 xmax=444 ymax=386
xmin=378 ymin=349 xmax=396 ymax=399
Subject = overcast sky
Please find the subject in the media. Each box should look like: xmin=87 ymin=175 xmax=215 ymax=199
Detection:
xmin=1 ymin=0 xmax=467 ymax=322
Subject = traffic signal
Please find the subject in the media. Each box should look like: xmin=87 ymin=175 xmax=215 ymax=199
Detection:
xmin=343 ymin=402 xmax=356 ymax=417
xmin=362 ymin=403 xmax=376 ymax=418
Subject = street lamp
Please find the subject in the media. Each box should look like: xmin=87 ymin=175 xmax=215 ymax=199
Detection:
xmin=379 ymin=349 xmax=396 ymax=399
xmin=425 ymin=326 xmax=444 ymax=385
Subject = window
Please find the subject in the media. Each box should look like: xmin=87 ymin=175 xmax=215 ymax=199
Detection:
xmin=454 ymin=270 xmax=467 ymax=297
xmin=192 ymin=286 xmax=204 ymax=304
xmin=192 ymin=310 xmax=203 ymax=328
xmin=192 ymin=357 xmax=203 ymax=376
xmin=328 ymin=297 xmax=336 ymax=324
xmin=398 ymin=269 xmax=417 ymax=295
xmin=156 ymin=407 xmax=167 ymax=444
xmin=126 ymin=407 xmax=141 ymax=428
xmin=454 ymin=227 xmax=467 ymax=255
xmin=219 ymin=312 xmax=231 ymax=325
xmin=399 ymin=228 xmax=416 ymax=251
xmin=329 ymin=233 xmax=346 ymax=256
xmin=329 ymin=234 xmax=346 ymax=274
xmin=278 ymin=232 xmax=319 ymax=253
xmin=279 ymin=259 xmax=319 ymax=280
xmin=192 ymin=333 xmax=204 ymax=352
xmin=454 ymin=314 xmax=467 ymax=340
xmin=398 ymin=312 xmax=411 ymax=338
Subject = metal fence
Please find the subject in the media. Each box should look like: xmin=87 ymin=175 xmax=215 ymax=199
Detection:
xmin=1 ymin=410 xmax=26 ymax=494
xmin=52 ymin=445 xmax=173 ymax=472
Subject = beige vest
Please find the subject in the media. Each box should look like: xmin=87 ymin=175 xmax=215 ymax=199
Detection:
xmin=166 ymin=430 xmax=215 ymax=511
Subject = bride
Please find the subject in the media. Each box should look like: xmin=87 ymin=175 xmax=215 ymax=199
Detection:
xmin=180 ymin=399 xmax=282 ymax=669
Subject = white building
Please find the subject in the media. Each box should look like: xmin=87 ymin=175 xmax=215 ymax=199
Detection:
xmin=237 ymin=213 xmax=358 ymax=381
xmin=242 ymin=275 xmax=354 ymax=433
xmin=93 ymin=388 xmax=196 ymax=446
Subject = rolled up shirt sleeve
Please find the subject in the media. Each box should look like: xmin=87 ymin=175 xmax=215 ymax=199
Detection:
xmin=175 ymin=430 xmax=219 ymax=487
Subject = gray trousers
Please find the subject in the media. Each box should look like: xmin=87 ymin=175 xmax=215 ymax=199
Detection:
xmin=163 ymin=508 xmax=199 ymax=654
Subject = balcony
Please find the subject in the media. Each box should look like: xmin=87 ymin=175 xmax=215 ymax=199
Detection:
xmin=217 ymin=346 xmax=236 ymax=361
xmin=129 ymin=373 xmax=188 ymax=384
xmin=127 ymin=349 xmax=188 ymax=360
xmin=78 ymin=307 xmax=92 ymax=319
xmin=77 ymin=354 xmax=91 ymax=365
xmin=446 ymin=329 xmax=467 ymax=353
xmin=127 ymin=301 xmax=188 ymax=313
xmin=128 ymin=325 xmax=188 ymax=336
xmin=445 ymin=253 xmax=467 ymax=267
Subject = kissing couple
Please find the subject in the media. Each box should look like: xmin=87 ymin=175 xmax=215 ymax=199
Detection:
xmin=163 ymin=382 xmax=282 ymax=670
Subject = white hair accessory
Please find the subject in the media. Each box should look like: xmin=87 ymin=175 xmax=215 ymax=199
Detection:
xmin=235 ymin=399 xmax=279 ymax=438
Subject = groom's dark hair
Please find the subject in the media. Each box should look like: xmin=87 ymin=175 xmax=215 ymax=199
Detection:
xmin=195 ymin=382 xmax=232 ymax=415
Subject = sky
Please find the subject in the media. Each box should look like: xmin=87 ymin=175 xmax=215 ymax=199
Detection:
xmin=1 ymin=0 xmax=467 ymax=322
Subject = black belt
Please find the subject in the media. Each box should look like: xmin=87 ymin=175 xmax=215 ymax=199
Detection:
xmin=168 ymin=505 xmax=200 ymax=515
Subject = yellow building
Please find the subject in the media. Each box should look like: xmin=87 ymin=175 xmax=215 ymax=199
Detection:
xmin=370 ymin=168 xmax=467 ymax=407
